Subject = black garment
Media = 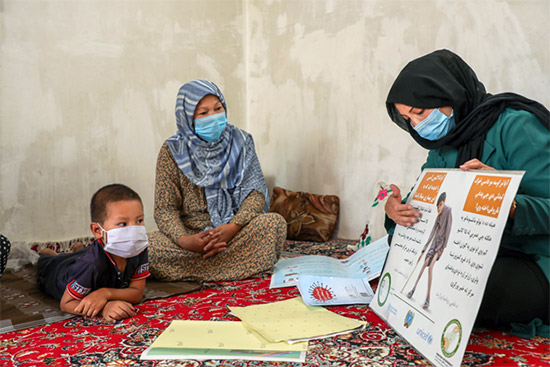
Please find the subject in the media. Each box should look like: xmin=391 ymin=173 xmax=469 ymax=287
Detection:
xmin=476 ymin=249 xmax=549 ymax=331
xmin=0 ymin=234 xmax=11 ymax=278
xmin=385 ymin=49 xmax=550 ymax=167
xmin=37 ymin=240 xmax=149 ymax=300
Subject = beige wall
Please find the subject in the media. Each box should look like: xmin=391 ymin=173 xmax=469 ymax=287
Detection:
xmin=246 ymin=0 xmax=549 ymax=239
xmin=1 ymin=0 xmax=548 ymax=242
xmin=1 ymin=0 xmax=246 ymax=241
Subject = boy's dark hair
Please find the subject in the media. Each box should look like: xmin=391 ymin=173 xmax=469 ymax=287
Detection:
xmin=437 ymin=192 xmax=447 ymax=205
xmin=90 ymin=184 xmax=142 ymax=224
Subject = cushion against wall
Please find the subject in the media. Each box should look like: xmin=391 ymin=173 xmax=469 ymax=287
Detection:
xmin=269 ymin=187 xmax=339 ymax=242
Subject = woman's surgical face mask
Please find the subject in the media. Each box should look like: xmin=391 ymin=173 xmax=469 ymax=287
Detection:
xmin=394 ymin=104 xmax=455 ymax=141
xmin=98 ymin=224 xmax=148 ymax=258
xmin=413 ymin=108 xmax=455 ymax=141
xmin=193 ymin=94 xmax=227 ymax=142
xmin=194 ymin=112 xmax=227 ymax=141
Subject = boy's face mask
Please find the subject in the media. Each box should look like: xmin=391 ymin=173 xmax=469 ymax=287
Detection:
xmin=97 ymin=224 xmax=148 ymax=258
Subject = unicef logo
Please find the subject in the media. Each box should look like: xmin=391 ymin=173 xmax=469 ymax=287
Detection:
xmin=416 ymin=328 xmax=433 ymax=345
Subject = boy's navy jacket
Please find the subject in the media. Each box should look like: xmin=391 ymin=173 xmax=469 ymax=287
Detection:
xmin=37 ymin=239 xmax=149 ymax=300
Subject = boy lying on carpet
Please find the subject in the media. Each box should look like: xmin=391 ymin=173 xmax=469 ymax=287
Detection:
xmin=37 ymin=184 xmax=150 ymax=323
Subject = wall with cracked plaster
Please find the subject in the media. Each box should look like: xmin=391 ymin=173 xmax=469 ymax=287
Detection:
xmin=1 ymin=0 xmax=548 ymax=242
xmin=1 ymin=0 xmax=246 ymax=241
xmin=246 ymin=0 xmax=549 ymax=239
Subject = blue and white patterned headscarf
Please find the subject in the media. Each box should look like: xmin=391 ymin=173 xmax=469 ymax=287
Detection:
xmin=166 ymin=80 xmax=269 ymax=227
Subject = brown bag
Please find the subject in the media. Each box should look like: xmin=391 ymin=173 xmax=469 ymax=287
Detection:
xmin=269 ymin=186 xmax=340 ymax=242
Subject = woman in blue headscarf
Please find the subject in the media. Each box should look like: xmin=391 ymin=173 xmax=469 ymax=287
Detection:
xmin=148 ymin=80 xmax=287 ymax=282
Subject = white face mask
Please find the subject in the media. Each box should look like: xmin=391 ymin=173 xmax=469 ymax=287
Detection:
xmin=98 ymin=224 xmax=148 ymax=258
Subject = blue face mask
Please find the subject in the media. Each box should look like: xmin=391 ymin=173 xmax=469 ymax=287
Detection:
xmin=194 ymin=112 xmax=227 ymax=142
xmin=413 ymin=108 xmax=455 ymax=141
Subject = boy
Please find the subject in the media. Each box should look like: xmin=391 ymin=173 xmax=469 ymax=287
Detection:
xmin=37 ymin=184 xmax=150 ymax=322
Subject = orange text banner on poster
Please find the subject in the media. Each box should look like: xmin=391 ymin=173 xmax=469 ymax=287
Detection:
xmin=462 ymin=175 xmax=511 ymax=218
xmin=412 ymin=172 xmax=447 ymax=204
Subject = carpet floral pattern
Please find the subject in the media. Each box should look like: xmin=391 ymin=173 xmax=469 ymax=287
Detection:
xmin=1 ymin=240 xmax=548 ymax=366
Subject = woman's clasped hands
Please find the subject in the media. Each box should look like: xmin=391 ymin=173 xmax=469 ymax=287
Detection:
xmin=177 ymin=223 xmax=243 ymax=259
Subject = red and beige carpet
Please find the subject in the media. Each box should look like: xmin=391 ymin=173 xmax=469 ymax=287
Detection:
xmin=1 ymin=239 xmax=548 ymax=366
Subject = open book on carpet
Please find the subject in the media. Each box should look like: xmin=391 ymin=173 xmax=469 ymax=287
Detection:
xmin=270 ymin=235 xmax=389 ymax=289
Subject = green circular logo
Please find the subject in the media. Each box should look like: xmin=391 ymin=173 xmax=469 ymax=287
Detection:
xmin=377 ymin=272 xmax=391 ymax=307
xmin=441 ymin=319 xmax=462 ymax=358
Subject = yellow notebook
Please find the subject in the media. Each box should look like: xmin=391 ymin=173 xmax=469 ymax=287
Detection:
xmin=149 ymin=320 xmax=308 ymax=351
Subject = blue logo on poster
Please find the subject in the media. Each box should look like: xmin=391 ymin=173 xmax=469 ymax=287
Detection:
xmin=404 ymin=310 xmax=414 ymax=328
xmin=417 ymin=328 xmax=433 ymax=345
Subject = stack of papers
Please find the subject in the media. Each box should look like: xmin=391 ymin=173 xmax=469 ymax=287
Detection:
xmin=141 ymin=235 xmax=385 ymax=362
xmin=141 ymin=298 xmax=366 ymax=362
xmin=141 ymin=320 xmax=307 ymax=362
xmin=229 ymin=297 xmax=365 ymax=344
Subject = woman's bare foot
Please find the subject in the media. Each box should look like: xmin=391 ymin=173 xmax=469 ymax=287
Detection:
xmin=40 ymin=248 xmax=58 ymax=256
xmin=71 ymin=241 xmax=84 ymax=253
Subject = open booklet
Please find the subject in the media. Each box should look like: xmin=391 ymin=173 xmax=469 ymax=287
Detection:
xmin=270 ymin=235 xmax=390 ymax=289
xmin=370 ymin=169 xmax=524 ymax=367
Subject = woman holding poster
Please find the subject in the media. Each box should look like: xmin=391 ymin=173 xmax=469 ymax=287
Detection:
xmin=384 ymin=49 xmax=549 ymax=338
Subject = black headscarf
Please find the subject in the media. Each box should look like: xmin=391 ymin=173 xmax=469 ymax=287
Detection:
xmin=386 ymin=49 xmax=550 ymax=167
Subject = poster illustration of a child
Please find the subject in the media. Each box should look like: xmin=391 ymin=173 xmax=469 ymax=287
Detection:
xmin=406 ymin=192 xmax=453 ymax=309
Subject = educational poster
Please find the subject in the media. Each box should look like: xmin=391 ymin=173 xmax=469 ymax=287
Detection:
xmin=370 ymin=169 xmax=524 ymax=367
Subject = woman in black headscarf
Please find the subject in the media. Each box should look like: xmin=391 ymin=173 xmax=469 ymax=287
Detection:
xmin=384 ymin=49 xmax=549 ymax=338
